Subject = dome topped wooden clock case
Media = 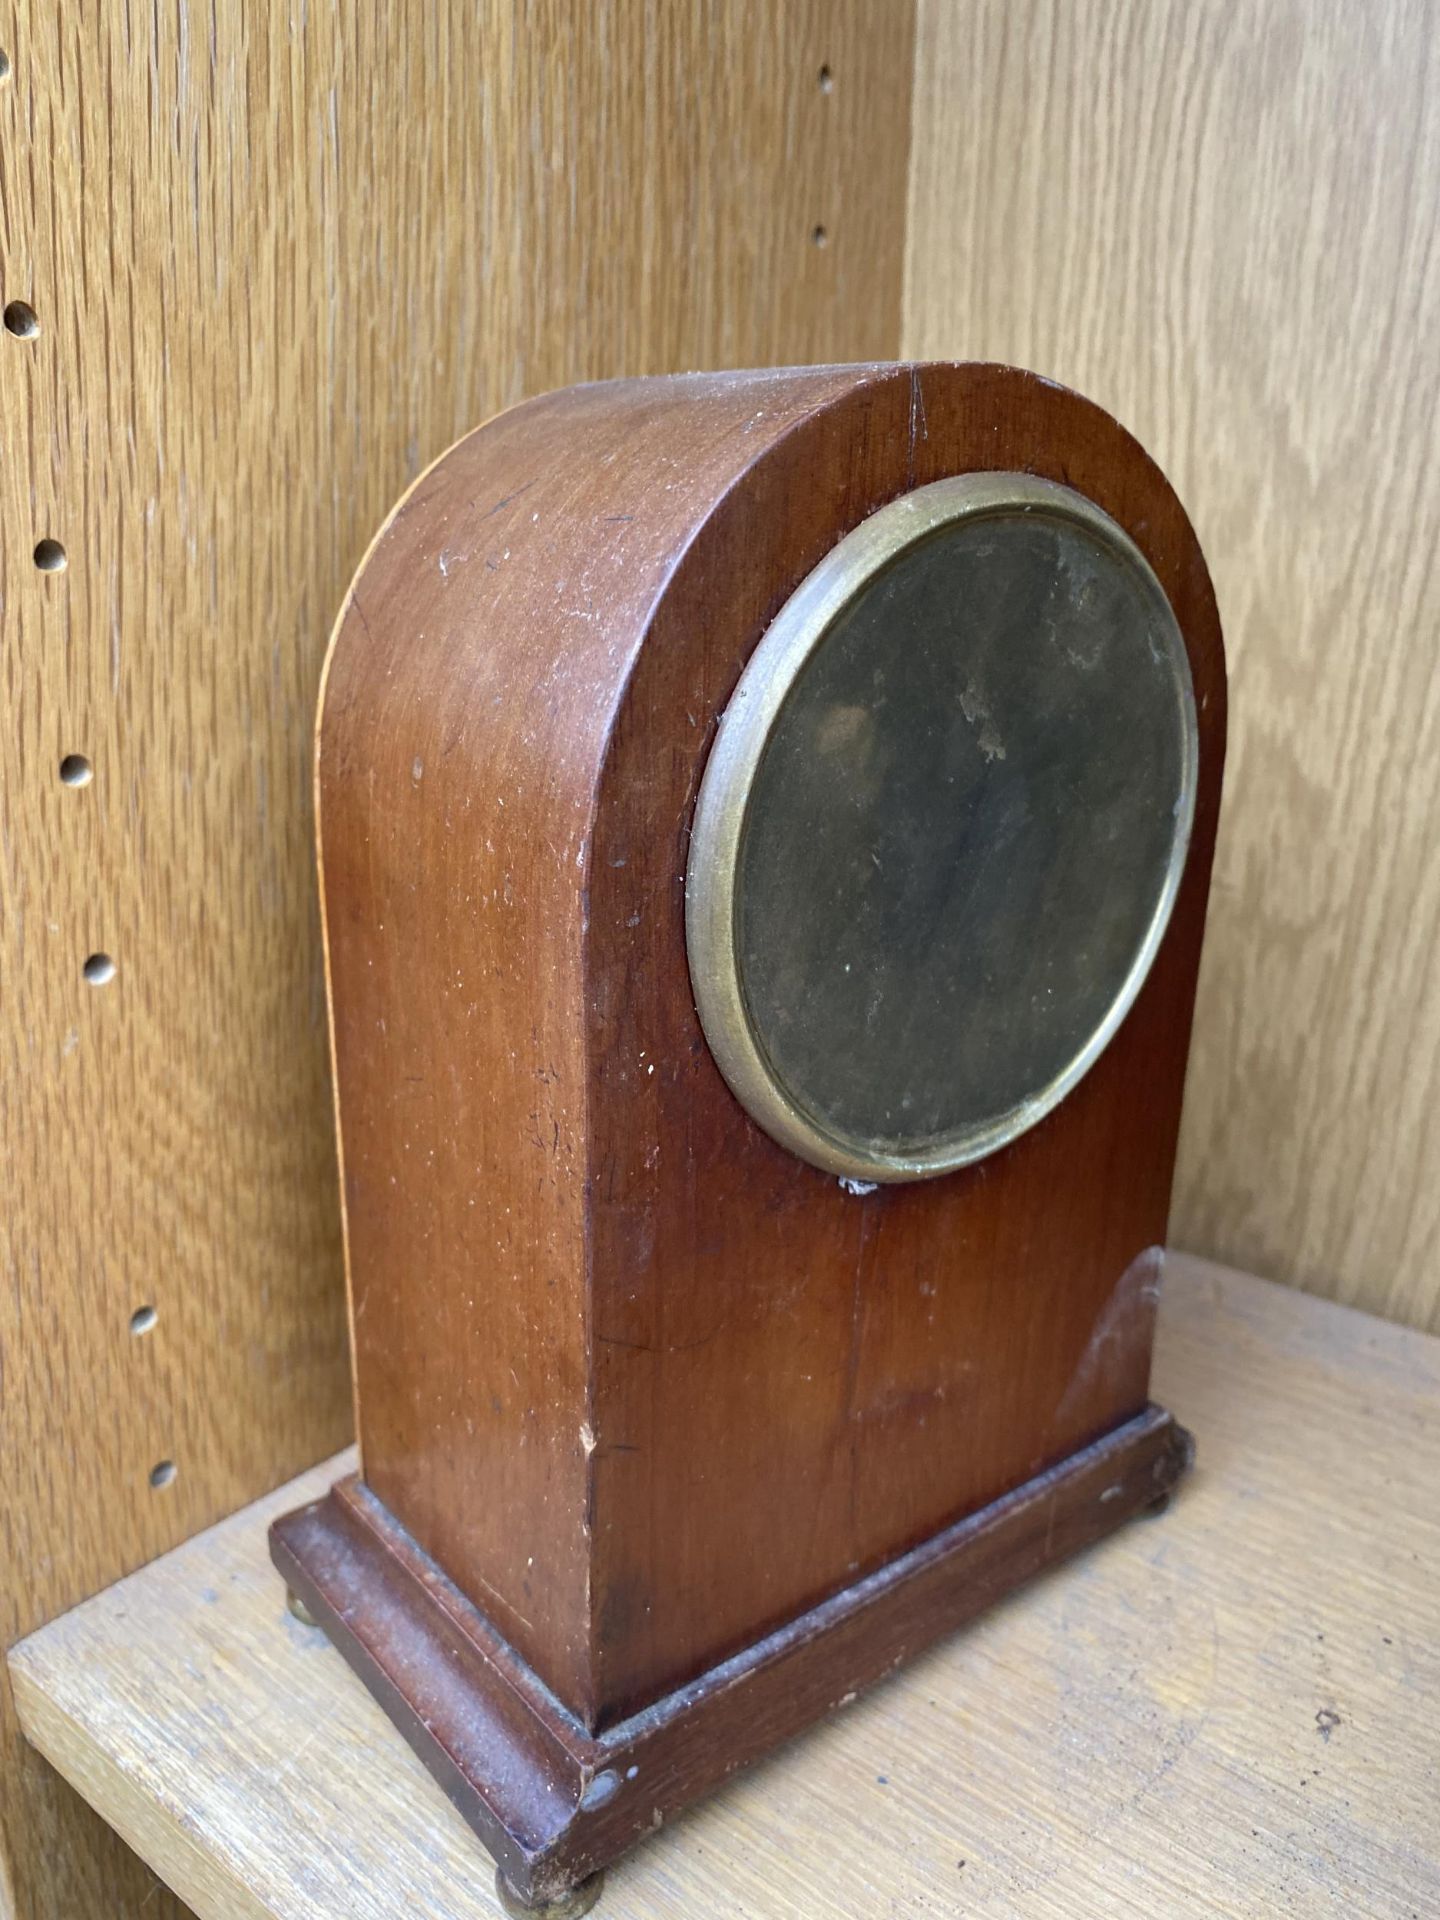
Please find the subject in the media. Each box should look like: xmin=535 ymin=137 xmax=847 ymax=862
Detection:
xmin=272 ymin=362 xmax=1225 ymax=1910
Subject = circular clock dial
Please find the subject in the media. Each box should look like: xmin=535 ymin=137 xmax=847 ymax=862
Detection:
xmin=685 ymin=473 xmax=1198 ymax=1182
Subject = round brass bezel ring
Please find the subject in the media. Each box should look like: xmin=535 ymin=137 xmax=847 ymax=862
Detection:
xmin=683 ymin=471 xmax=1200 ymax=1184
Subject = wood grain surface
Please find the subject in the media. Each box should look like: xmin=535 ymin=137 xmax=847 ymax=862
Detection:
xmin=904 ymin=0 xmax=1440 ymax=1333
xmin=13 ymin=1252 xmax=1440 ymax=1919
xmin=0 ymin=8 xmax=915 ymax=1916
xmin=314 ymin=362 xmax=1222 ymax=1736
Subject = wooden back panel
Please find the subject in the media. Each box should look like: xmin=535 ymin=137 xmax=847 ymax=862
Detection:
xmin=905 ymin=0 xmax=1440 ymax=1334
xmin=0 ymin=12 xmax=914 ymax=1913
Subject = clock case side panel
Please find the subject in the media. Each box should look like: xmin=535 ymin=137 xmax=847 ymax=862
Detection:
xmin=585 ymin=361 xmax=1227 ymax=1726
xmin=311 ymin=369 xmax=894 ymax=1721
xmin=313 ymin=400 xmax=596 ymax=1705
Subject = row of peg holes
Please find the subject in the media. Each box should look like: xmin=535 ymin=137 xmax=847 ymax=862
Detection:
xmin=0 ymin=46 xmax=845 ymax=1502
xmin=5 ymin=193 xmax=170 ymax=1492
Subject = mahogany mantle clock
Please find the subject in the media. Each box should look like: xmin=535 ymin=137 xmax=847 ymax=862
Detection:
xmin=272 ymin=362 xmax=1226 ymax=1910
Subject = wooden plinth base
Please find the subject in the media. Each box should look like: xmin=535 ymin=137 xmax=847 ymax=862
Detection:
xmin=270 ymin=1406 xmax=1191 ymax=1907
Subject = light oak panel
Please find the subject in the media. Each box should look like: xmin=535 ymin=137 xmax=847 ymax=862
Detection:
xmin=905 ymin=0 xmax=1440 ymax=1332
xmin=11 ymin=1255 xmax=1440 ymax=1919
xmin=0 ymin=7 xmax=915 ymax=1915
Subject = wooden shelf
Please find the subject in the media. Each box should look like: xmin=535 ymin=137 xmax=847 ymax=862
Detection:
xmin=10 ymin=1253 xmax=1440 ymax=1919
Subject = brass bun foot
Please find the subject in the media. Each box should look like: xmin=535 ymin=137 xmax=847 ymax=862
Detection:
xmin=285 ymin=1587 xmax=318 ymax=1627
xmin=495 ymin=1867 xmax=605 ymax=1918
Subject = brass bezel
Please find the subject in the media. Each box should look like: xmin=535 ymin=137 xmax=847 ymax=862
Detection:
xmin=684 ymin=472 xmax=1199 ymax=1184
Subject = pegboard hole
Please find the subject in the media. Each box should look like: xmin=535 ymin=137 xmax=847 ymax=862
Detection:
xmin=34 ymin=537 xmax=67 ymax=572
xmin=60 ymin=753 xmax=93 ymax=787
xmin=811 ymin=224 xmax=829 ymax=248
xmin=818 ymin=64 xmax=833 ymax=92
xmin=3 ymin=299 xmax=39 ymax=338
xmin=149 ymin=1460 xmax=177 ymax=1491
xmin=83 ymin=952 xmax=116 ymax=986
xmin=130 ymin=1305 xmax=158 ymax=1336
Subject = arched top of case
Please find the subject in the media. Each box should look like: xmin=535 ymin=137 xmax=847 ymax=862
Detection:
xmin=319 ymin=360 xmax=1224 ymax=937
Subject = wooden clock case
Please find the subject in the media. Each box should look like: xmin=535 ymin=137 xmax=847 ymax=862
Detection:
xmin=271 ymin=362 xmax=1225 ymax=1905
